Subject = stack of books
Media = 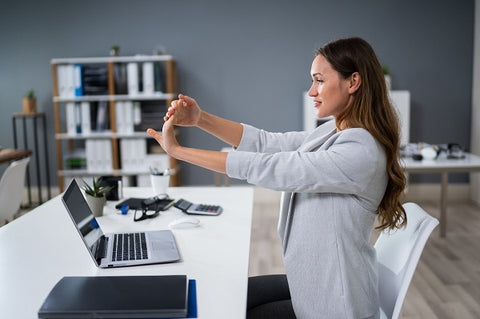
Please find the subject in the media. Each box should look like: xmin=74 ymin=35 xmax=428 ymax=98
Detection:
xmin=82 ymin=65 xmax=108 ymax=95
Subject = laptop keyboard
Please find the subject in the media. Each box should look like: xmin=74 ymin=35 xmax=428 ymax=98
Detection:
xmin=112 ymin=233 xmax=148 ymax=261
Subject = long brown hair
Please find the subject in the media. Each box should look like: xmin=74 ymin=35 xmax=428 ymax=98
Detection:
xmin=317 ymin=37 xmax=406 ymax=230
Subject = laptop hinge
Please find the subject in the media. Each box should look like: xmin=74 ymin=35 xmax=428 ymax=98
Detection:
xmin=92 ymin=235 xmax=108 ymax=264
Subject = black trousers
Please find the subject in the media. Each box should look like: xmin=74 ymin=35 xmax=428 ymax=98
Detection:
xmin=246 ymin=274 xmax=297 ymax=319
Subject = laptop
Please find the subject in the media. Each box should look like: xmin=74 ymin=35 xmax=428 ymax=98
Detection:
xmin=61 ymin=179 xmax=181 ymax=268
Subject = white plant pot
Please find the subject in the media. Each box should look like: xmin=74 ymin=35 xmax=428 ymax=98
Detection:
xmin=85 ymin=195 xmax=106 ymax=218
xmin=384 ymin=75 xmax=392 ymax=90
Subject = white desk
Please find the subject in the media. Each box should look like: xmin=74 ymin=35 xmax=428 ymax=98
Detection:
xmin=0 ymin=186 xmax=254 ymax=319
xmin=402 ymin=153 xmax=480 ymax=237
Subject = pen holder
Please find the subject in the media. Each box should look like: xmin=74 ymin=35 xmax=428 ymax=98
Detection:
xmin=151 ymin=169 xmax=170 ymax=196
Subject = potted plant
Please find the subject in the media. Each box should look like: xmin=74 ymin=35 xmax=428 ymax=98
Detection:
xmin=110 ymin=44 xmax=120 ymax=56
xmin=22 ymin=89 xmax=37 ymax=114
xmin=81 ymin=177 xmax=112 ymax=217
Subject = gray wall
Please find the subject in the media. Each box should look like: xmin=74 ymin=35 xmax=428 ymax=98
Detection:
xmin=0 ymin=0 xmax=474 ymax=186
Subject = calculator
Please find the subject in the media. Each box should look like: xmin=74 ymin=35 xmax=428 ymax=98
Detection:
xmin=173 ymin=198 xmax=223 ymax=216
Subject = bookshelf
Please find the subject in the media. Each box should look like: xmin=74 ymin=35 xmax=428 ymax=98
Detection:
xmin=51 ymin=55 xmax=180 ymax=191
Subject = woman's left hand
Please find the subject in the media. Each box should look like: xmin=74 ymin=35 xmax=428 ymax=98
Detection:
xmin=147 ymin=115 xmax=179 ymax=157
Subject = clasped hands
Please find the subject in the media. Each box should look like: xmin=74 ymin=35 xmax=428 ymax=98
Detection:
xmin=146 ymin=94 xmax=200 ymax=157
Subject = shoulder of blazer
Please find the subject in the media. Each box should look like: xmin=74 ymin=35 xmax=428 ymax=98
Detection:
xmin=321 ymin=127 xmax=377 ymax=148
xmin=337 ymin=127 xmax=375 ymax=142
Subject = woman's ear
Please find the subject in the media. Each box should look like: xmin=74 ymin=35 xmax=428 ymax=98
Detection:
xmin=348 ymin=72 xmax=361 ymax=94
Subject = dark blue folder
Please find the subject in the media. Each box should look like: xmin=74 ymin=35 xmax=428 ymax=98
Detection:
xmin=38 ymin=275 xmax=197 ymax=318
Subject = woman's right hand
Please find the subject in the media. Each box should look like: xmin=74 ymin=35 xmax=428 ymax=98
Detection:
xmin=164 ymin=94 xmax=201 ymax=127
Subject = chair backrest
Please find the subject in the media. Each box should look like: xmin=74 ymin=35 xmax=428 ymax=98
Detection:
xmin=0 ymin=157 xmax=30 ymax=225
xmin=374 ymin=202 xmax=439 ymax=319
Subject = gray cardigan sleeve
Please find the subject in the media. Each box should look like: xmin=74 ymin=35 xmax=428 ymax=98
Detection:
xmin=236 ymin=124 xmax=310 ymax=153
xmin=226 ymin=128 xmax=385 ymax=194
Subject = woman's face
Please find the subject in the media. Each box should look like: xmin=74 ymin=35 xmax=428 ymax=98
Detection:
xmin=308 ymin=55 xmax=354 ymax=119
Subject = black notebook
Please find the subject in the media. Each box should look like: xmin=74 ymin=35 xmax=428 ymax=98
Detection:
xmin=38 ymin=275 xmax=189 ymax=319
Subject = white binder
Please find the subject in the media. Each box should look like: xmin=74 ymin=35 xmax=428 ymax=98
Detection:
xmin=142 ymin=62 xmax=154 ymax=95
xmin=127 ymin=62 xmax=139 ymax=96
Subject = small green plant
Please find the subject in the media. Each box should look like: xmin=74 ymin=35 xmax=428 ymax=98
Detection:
xmin=110 ymin=44 xmax=120 ymax=56
xmin=382 ymin=65 xmax=390 ymax=75
xmin=81 ymin=177 xmax=112 ymax=198
xmin=25 ymin=89 xmax=35 ymax=99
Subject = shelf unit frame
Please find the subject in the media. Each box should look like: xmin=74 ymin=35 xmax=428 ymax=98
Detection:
xmin=51 ymin=55 xmax=178 ymax=191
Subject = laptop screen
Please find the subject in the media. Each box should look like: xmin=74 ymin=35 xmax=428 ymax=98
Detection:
xmin=62 ymin=179 xmax=104 ymax=250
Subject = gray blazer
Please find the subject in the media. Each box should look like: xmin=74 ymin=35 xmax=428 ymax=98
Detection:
xmin=226 ymin=120 xmax=387 ymax=318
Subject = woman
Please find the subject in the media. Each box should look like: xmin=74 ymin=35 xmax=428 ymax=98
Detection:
xmin=148 ymin=37 xmax=406 ymax=319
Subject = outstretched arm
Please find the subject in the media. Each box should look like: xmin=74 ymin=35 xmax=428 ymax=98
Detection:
xmin=147 ymin=115 xmax=228 ymax=174
xmin=166 ymin=94 xmax=244 ymax=148
xmin=196 ymin=111 xmax=243 ymax=148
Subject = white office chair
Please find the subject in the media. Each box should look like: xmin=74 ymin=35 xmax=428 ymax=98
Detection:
xmin=0 ymin=157 xmax=30 ymax=225
xmin=375 ymin=202 xmax=439 ymax=319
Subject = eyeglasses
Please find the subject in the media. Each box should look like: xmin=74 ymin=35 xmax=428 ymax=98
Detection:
xmin=133 ymin=195 xmax=170 ymax=222
xmin=133 ymin=207 xmax=160 ymax=222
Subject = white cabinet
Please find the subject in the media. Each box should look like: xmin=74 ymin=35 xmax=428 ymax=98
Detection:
xmin=390 ymin=90 xmax=411 ymax=147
